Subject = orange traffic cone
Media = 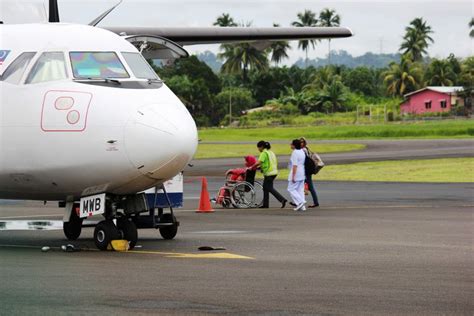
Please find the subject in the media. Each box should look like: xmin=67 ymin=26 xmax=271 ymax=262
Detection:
xmin=197 ymin=177 xmax=214 ymax=213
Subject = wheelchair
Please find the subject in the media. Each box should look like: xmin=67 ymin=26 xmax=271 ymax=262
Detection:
xmin=213 ymin=168 xmax=264 ymax=209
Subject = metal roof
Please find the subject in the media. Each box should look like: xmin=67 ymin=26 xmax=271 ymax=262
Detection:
xmin=404 ymin=86 xmax=464 ymax=97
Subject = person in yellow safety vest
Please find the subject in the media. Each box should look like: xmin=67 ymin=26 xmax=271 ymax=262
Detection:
xmin=249 ymin=140 xmax=287 ymax=209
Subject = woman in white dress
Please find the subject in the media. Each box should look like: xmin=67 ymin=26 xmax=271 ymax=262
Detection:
xmin=287 ymin=139 xmax=306 ymax=212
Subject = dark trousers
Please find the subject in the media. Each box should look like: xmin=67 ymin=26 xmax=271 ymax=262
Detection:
xmin=305 ymin=173 xmax=319 ymax=205
xmin=262 ymin=175 xmax=286 ymax=208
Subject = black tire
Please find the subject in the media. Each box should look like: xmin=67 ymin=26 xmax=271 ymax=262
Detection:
xmin=159 ymin=213 xmax=178 ymax=240
xmin=94 ymin=220 xmax=120 ymax=251
xmin=117 ymin=219 xmax=138 ymax=249
xmin=63 ymin=209 xmax=83 ymax=240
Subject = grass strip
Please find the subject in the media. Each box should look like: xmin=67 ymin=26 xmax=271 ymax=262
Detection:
xmin=199 ymin=120 xmax=474 ymax=141
xmin=260 ymin=158 xmax=474 ymax=183
xmin=195 ymin=143 xmax=366 ymax=159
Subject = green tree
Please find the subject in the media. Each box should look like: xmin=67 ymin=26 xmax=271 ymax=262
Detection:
xmin=292 ymin=9 xmax=319 ymax=64
xmin=313 ymin=80 xmax=347 ymax=113
xmin=278 ymin=87 xmax=314 ymax=114
xmin=459 ymin=57 xmax=474 ymax=88
xmin=219 ymin=43 xmax=269 ymax=82
xmin=425 ymin=59 xmax=455 ymax=86
xmin=248 ymin=67 xmax=291 ymax=105
xmin=318 ymin=8 xmax=341 ymax=65
xmin=213 ymin=13 xmax=237 ymax=27
xmin=383 ymin=57 xmax=422 ymax=96
xmin=214 ymin=87 xmax=256 ymax=122
xmin=270 ymin=24 xmax=291 ymax=65
xmin=400 ymin=17 xmax=434 ymax=62
xmin=342 ymin=66 xmax=381 ymax=96
xmin=459 ymin=57 xmax=474 ymax=109
xmin=158 ymin=55 xmax=221 ymax=94
xmin=304 ymin=66 xmax=340 ymax=91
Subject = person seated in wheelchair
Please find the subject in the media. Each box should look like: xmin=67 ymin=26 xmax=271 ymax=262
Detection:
xmin=225 ymin=155 xmax=258 ymax=184
xmin=225 ymin=168 xmax=247 ymax=183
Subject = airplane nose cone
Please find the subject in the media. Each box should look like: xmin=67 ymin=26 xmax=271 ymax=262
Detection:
xmin=124 ymin=103 xmax=198 ymax=180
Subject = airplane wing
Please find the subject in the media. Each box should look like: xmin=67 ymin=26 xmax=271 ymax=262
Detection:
xmin=103 ymin=26 xmax=353 ymax=46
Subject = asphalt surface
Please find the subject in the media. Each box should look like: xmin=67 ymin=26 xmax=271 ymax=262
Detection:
xmin=188 ymin=139 xmax=474 ymax=176
xmin=1 ymin=139 xmax=473 ymax=315
xmin=0 ymin=180 xmax=473 ymax=315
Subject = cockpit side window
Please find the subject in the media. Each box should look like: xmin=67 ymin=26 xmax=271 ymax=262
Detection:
xmin=121 ymin=52 xmax=159 ymax=80
xmin=1 ymin=52 xmax=36 ymax=84
xmin=25 ymin=52 xmax=68 ymax=84
xmin=70 ymin=52 xmax=129 ymax=79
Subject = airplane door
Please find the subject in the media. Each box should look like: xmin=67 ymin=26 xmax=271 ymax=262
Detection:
xmin=124 ymin=35 xmax=189 ymax=60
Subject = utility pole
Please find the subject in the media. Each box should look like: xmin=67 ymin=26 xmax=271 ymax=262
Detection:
xmin=229 ymin=92 xmax=232 ymax=126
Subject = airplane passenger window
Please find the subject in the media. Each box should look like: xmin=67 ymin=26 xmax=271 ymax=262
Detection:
xmin=70 ymin=52 xmax=129 ymax=79
xmin=1 ymin=52 xmax=36 ymax=84
xmin=122 ymin=52 xmax=159 ymax=80
xmin=25 ymin=52 xmax=68 ymax=84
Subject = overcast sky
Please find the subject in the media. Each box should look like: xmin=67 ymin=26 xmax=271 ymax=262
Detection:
xmin=2 ymin=0 xmax=473 ymax=64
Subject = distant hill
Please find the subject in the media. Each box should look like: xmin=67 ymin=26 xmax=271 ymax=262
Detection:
xmin=294 ymin=50 xmax=402 ymax=68
xmin=195 ymin=50 xmax=401 ymax=72
xmin=196 ymin=51 xmax=223 ymax=73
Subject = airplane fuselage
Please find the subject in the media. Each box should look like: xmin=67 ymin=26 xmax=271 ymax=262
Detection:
xmin=0 ymin=23 xmax=198 ymax=201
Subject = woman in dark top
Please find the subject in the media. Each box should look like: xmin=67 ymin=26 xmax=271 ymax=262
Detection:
xmin=300 ymin=137 xmax=320 ymax=208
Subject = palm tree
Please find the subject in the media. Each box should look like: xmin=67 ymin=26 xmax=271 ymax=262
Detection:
xmin=400 ymin=18 xmax=434 ymax=62
xmin=314 ymin=80 xmax=347 ymax=113
xmin=219 ymin=43 xmax=269 ymax=82
xmin=469 ymin=18 xmax=474 ymax=38
xmin=425 ymin=59 xmax=455 ymax=86
xmin=319 ymin=8 xmax=341 ymax=65
xmin=292 ymin=10 xmax=318 ymax=65
xmin=304 ymin=66 xmax=340 ymax=91
xmin=279 ymin=87 xmax=313 ymax=114
xmin=270 ymin=24 xmax=291 ymax=66
xmin=383 ymin=57 xmax=422 ymax=96
xmin=213 ymin=13 xmax=237 ymax=27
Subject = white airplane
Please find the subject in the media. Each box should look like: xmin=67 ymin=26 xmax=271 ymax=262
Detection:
xmin=0 ymin=0 xmax=352 ymax=250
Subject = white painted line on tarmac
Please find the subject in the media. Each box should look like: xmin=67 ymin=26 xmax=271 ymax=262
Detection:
xmin=189 ymin=230 xmax=249 ymax=234
xmin=0 ymin=214 xmax=61 ymax=219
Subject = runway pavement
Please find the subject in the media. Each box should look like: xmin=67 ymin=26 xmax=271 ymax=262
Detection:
xmin=0 ymin=180 xmax=473 ymax=315
xmin=188 ymin=139 xmax=474 ymax=176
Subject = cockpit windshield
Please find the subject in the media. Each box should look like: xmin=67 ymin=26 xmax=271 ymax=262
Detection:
xmin=122 ymin=52 xmax=159 ymax=80
xmin=70 ymin=52 xmax=129 ymax=79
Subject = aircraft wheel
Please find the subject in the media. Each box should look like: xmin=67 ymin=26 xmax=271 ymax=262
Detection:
xmin=159 ymin=214 xmax=178 ymax=240
xmin=94 ymin=220 xmax=119 ymax=251
xmin=63 ymin=210 xmax=83 ymax=240
xmin=117 ymin=218 xmax=138 ymax=249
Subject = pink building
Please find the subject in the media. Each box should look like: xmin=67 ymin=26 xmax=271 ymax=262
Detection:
xmin=400 ymin=86 xmax=464 ymax=115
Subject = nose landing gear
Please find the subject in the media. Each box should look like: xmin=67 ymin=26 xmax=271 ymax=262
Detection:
xmin=61 ymin=186 xmax=179 ymax=251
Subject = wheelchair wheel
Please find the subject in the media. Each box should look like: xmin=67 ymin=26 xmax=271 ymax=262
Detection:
xmin=230 ymin=182 xmax=255 ymax=208
xmin=253 ymin=181 xmax=264 ymax=207
xmin=222 ymin=198 xmax=232 ymax=208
